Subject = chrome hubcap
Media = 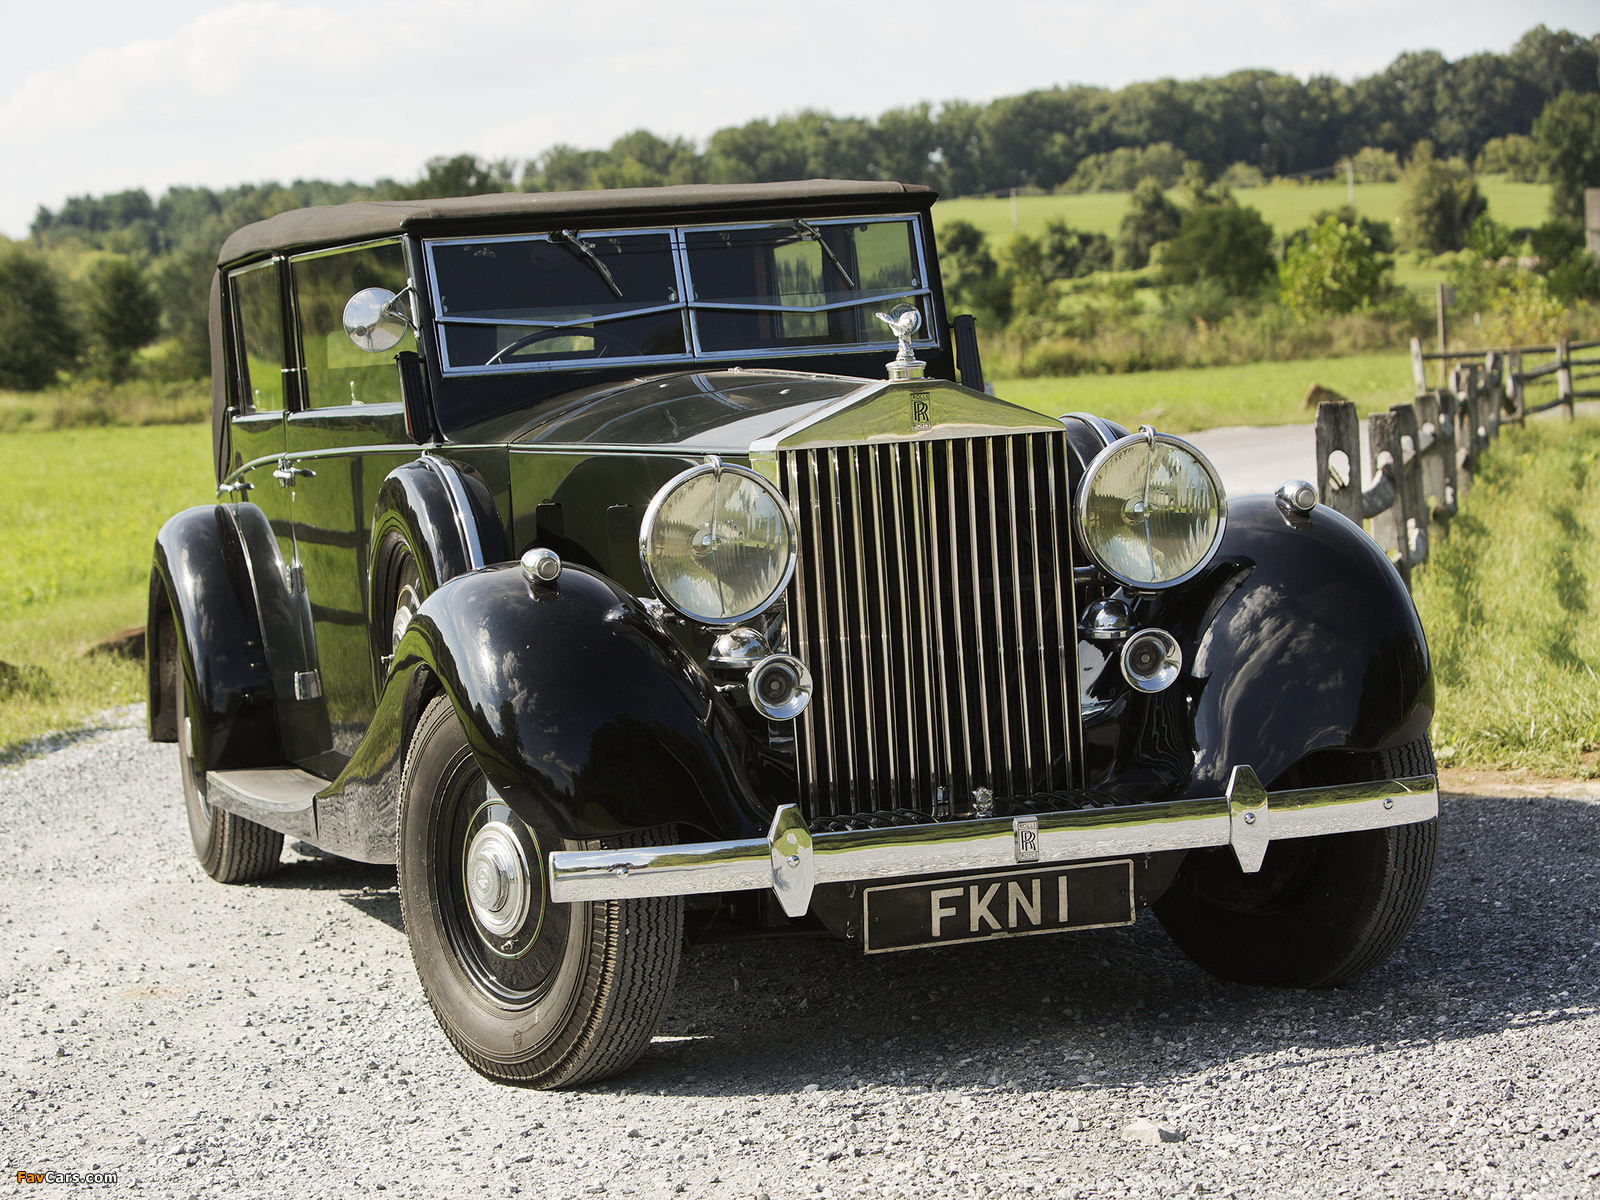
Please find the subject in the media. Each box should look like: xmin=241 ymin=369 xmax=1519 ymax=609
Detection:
xmin=464 ymin=822 xmax=529 ymax=937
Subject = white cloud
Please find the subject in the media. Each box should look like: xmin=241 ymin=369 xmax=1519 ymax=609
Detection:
xmin=2 ymin=0 xmax=1595 ymax=235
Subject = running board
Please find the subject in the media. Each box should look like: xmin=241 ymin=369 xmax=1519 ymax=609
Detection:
xmin=205 ymin=767 xmax=325 ymax=842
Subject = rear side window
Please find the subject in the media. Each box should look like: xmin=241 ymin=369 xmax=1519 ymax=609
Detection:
xmin=291 ymin=240 xmax=414 ymax=408
xmin=231 ymin=261 xmax=285 ymax=412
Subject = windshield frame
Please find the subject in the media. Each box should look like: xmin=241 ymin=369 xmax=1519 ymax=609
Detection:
xmin=423 ymin=213 xmax=935 ymax=377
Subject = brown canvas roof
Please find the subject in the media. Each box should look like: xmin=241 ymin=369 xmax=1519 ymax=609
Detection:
xmin=217 ymin=179 xmax=936 ymax=266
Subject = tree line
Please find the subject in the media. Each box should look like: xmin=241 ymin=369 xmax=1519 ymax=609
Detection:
xmin=2 ymin=23 xmax=1597 ymax=391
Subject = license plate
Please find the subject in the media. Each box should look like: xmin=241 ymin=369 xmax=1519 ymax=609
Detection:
xmin=860 ymin=860 xmax=1134 ymax=954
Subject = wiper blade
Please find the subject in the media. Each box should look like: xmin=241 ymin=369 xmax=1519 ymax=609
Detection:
xmin=553 ymin=230 xmax=623 ymax=300
xmin=794 ymin=219 xmax=856 ymax=289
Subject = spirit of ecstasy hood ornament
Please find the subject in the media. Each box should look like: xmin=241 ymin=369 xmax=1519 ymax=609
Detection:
xmin=876 ymin=304 xmax=925 ymax=382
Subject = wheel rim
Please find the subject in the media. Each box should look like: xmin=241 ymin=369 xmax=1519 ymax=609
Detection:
xmin=435 ymin=764 xmax=568 ymax=1007
xmin=177 ymin=686 xmax=212 ymax=847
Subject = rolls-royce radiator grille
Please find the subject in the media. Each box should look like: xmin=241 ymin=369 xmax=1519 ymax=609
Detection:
xmin=778 ymin=433 xmax=1078 ymax=821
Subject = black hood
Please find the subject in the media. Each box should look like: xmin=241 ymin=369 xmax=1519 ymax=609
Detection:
xmin=458 ymin=370 xmax=876 ymax=454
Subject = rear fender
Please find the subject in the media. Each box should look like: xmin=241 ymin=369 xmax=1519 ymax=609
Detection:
xmin=147 ymin=505 xmax=290 ymax=769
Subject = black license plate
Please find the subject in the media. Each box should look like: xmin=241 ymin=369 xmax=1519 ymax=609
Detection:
xmin=861 ymin=860 xmax=1134 ymax=954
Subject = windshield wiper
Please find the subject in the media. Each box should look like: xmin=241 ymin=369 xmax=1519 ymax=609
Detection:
xmin=552 ymin=230 xmax=624 ymax=300
xmin=793 ymin=219 xmax=856 ymax=289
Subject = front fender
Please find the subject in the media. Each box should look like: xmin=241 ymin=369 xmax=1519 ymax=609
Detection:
xmin=322 ymin=561 xmax=775 ymax=860
xmin=1164 ymin=494 xmax=1432 ymax=797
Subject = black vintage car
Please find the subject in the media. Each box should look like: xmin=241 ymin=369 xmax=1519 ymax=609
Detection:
xmin=148 ymin=180 xmax=1438 ymax=1087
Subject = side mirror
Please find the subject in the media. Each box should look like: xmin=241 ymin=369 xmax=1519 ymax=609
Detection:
xmin=343 ymin=287 xmax=413 ymax=353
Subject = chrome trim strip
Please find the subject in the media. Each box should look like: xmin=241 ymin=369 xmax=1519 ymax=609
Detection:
xmin=420 ymin=453 xmax=486 ymax=570
xmin=984 ymin=437 xmax=1015 ymax=796
xmin=548 ymin=773 xmax=1441 ymax=908
xmin=866 ymin=446 xmax=902 ymax=808
xmin=905 ymin=444 xmax=945 ymax=798
xmin=1044 ymin=437 xmax=1078 ymax=780
xmin=826 ymin=448 xmax=858 ymax=809
xmin=1006 ymin=437 xmax=1034 ymax=790
xmin=1024 ymin=436 xmax=1056 ymax=791
xmin=930 ymin=441 xmax=965 ymax=787
xmin=964 ymin=439 xmax=994 ymax=789
xmin=784 ymin=452 xmax=820 ymax=814
xmin=846 ymin=446 xmax=879 ymax=806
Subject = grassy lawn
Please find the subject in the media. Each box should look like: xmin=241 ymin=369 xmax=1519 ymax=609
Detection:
xmin=932 ymin=178 xmax=1552 ymax=244
xmin=995 ymin=351 xmax=1416 ymax=432
xmin=0 ymin=424 xmax=215 ymax=761
xmin=1414 ymin=417 xmax=1600 ymax=778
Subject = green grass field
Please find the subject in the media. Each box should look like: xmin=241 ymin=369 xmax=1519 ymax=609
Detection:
xmin=932 ymin=178 xmax=1553 ymax=244
xmin=0 ymin=425 xmax=215 ymax=760
xmin=994 ymin=350 xmax=1416 ymax=432
xmin=1413 ymin=417 xmax=1600 ymax=778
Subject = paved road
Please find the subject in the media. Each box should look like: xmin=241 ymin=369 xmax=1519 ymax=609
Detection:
xmin=4 ymin=712 xmax=1600 ymax=1199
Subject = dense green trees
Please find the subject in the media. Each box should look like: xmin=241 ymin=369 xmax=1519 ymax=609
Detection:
xmin=1533 ymin=92 xmax=1600 ymax=222
xmin=8 ymin=21 xmax=1598 ymax=387
xmin=0 ymin=244 xmax=79 ymax=390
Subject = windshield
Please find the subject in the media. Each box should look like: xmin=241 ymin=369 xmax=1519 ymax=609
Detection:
xmin=425 ymin=216 xmax=932 ymax=375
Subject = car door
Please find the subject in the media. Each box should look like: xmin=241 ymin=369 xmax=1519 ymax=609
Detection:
xmin=281 ymin=240 xmax=417 ymax=772
xmin=226 ymin=258 xmax=333 ymax=771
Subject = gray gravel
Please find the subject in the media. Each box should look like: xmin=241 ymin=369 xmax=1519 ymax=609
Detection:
xmin=4 ymin=709 xmax=1599 ymax=1200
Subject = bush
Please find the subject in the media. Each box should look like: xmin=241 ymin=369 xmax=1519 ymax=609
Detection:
xmin=1280 ymin=216 xmax=1394 ymax=315
xmin=1062 ymin=143 xmax=1189 ymax=193
xmin=1533 ymin=92 xmax=1600 ymax=223
xmin=0 ymin=245 xmax=79 ymax=390
xmin=1474 ymin=134 xmax=1543 ymax=182
xmin=1160 ymin=203 xmax=1277 ymax=296
xmin=1042 ymin=221 xmax=1113 ymax=280
xmin=1218 ymin=162 xmax=1267 ymax=189
xmin=1349 ymin=147 xmax=1402 ymax=183
xmin=1395 ymin=142 xmax=1486 ymax=254
xmin=1114 ymin=178 xmax=1182 ymax=270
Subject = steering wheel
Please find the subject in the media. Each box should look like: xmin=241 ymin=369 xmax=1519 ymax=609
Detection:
xmin=486 ymin=326 xmax=642 ymax=365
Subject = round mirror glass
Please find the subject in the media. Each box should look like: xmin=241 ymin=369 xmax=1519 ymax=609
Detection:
xmin=343 ymin=287 xmax=407 ymax=353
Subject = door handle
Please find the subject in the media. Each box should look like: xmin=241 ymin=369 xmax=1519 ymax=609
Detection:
xmin=273 ymin=459 xmax=316 ymax=486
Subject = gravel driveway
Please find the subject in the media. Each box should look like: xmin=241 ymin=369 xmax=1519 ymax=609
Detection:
xmin=3 ymin=709 xmax=1599 ymax=1200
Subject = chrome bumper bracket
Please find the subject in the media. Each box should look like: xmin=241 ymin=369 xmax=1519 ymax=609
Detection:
xmin=548 ymin=769 xmax=1439 ymax=914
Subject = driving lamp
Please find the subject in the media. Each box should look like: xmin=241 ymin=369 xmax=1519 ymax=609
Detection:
xmin=640 ymin=462 xmax=798 ymax=625
xmin=1076 ymin=427 xmax=1226 ymax=589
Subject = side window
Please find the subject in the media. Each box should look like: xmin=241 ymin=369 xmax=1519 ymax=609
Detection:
xmin=292 ymin=241 xmax=415 ymax=409
xmin=232 ymin=262 xmax=285 ymax=412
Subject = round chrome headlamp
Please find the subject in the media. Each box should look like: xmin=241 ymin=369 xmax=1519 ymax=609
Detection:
xmin=1075 ymin=427 xmax=1226 ymax=589
xmin=639 ymin=462 xmax=798 ymax=625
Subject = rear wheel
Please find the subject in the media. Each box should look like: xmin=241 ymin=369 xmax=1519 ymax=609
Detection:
xmin=1153 ymin=737 xmax=1438 ymax=988
xmin=178 ymin=681 xmax=283 ymax=883
xmin=397 ymin=695 xmax=683 ymax=1087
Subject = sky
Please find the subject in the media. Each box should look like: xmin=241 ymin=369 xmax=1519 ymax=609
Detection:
xmin=2 ymin=0 xmax=1597 ymax=239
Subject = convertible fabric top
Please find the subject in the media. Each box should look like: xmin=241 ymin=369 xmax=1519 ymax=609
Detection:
xmin=217 ymin=179 xmax=936 ymax=266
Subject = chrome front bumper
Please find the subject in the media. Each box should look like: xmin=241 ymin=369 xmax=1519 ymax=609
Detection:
xmin=548 ymin=766 xmax=1439 ymax=918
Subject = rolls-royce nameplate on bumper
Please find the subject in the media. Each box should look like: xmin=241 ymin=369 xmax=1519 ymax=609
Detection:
xmin=861 ymin=860 xmax=1136 ymax=954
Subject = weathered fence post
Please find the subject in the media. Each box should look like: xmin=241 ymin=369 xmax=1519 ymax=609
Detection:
xmin=1436 ymin=389 xmax=1461 ymax=515
xmin=1315 ymin=400 xmax=1363 ymax=524
xmin=1483 ymin=351 xmax=1505 ymax=429
xmin=1410 ymin=337 xmax=1428 ymax=397
xmin=1368 ymin=411 xmax=1409 ymax=586
xmin=1508 ymin=349 xmax=1525 ymax=424
xmin=1558 ymin=337 xmax=1574 ymax=420
xmin=1415 ymin=391 xmax=1454 ymax=533
xmin=1391 ymin=403 xmax=1429 ymax=569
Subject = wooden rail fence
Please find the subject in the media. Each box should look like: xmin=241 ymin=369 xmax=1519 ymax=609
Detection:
xmin=1315 ymin=337 xmax=1600 ymax=588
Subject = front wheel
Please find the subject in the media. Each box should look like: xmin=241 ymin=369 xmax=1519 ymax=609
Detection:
xmin=1153 ymin=737 xmax=1439 ymax=988
xmin=397 ymin=695 xmax=683 ymax=1087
